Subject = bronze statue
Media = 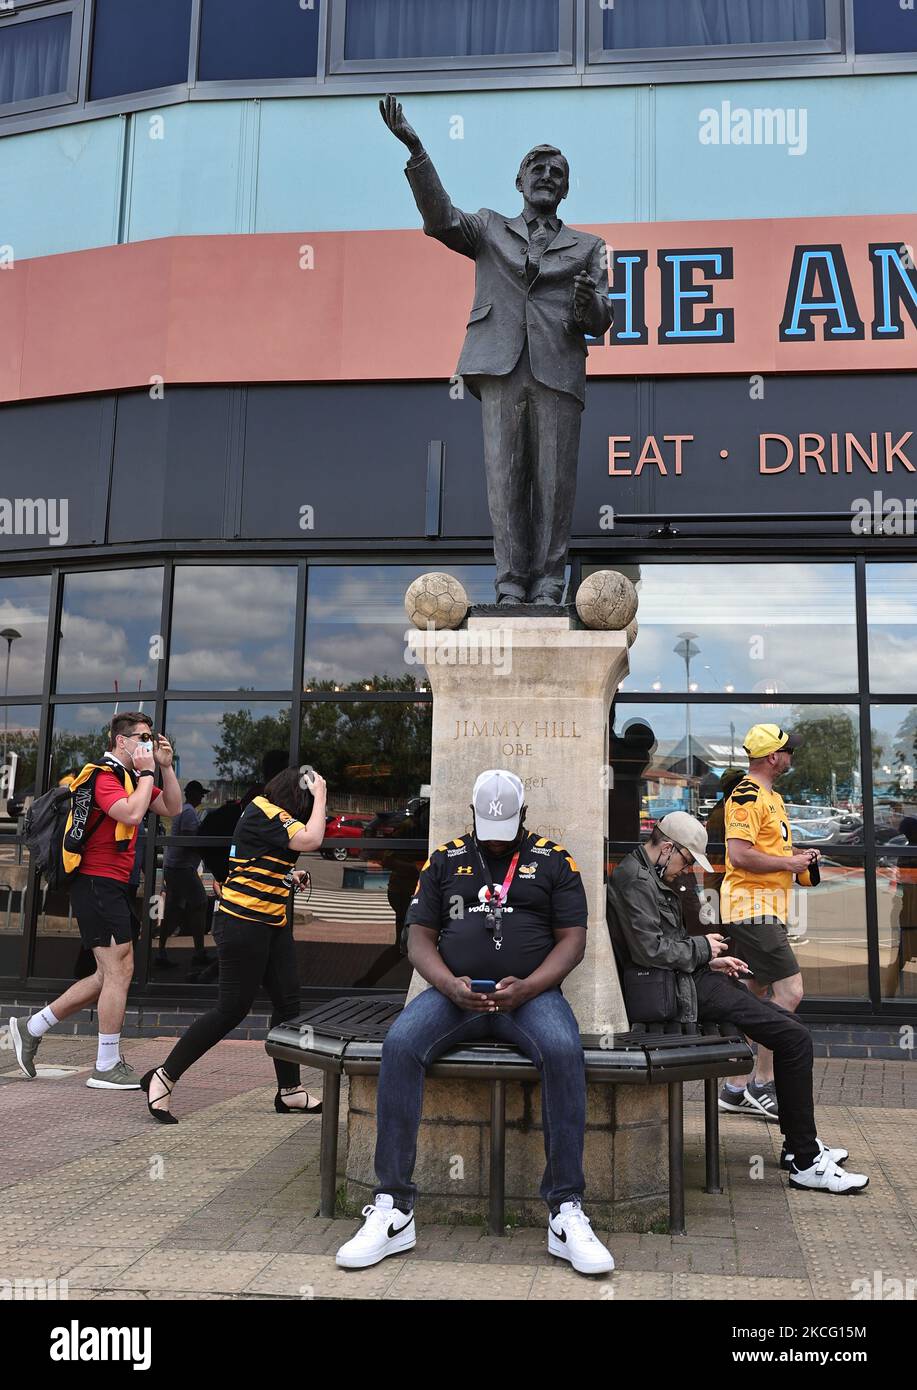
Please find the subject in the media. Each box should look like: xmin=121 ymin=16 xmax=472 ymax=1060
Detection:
xmin=381 ymin=95 xmax=613 ymax=606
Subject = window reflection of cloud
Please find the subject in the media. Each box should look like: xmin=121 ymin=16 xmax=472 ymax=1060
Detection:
xmin=626 ymin=621 xmax=857 ymax=693
xmin=170 ymin=568 xmax=296 ymax=688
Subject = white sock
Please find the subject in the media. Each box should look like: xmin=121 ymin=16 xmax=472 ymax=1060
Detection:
xmin=96 ymin=1033 xmax=121 ymax=1072
xmin=26 ymin=1006 xmax=58 ymax=1038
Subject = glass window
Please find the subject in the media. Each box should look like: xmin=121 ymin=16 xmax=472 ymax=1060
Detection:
xmin=90 ymin=0 xmax=192 ymax=100
xmin=56 ymin=568 xmax=164 ymax=696
xmin=198 ymin=0 xmax=320 ymax=80
xmin=343 ymin=0 xmax=560 ymax=60
xmin=590 ymin=563 xmax=857 ymax=694
xmin=611 ymin=701 xmax=867 ymax=998
xmin=870 ymin=705 xmax=917 ymax=840
xmin=0 ymin=703 xmax=41 ymax=977
xmin=610 ymin=701 xmax=861 ymax=828
xmin=300 ymin=698 xmax=432 ymax=808
xmin=163 ymin=700 xmax=291 ymax=797
xmin=0 ymin=575 xmax=50 ymax=696
xmin=168 ymin=566 xmax=297 ymax=692
xmin=48 ymin=701 xmax=120 ymax=782
xmin=854 ymin=1 xmax=917 ymax=54
xmin=304 ymin=564 xmax=494 ymax=689
xmin=877 ymin=854 xmax=917 ymax=1000
xmin=601 ymin=0 xmax=827 ymax=50
xmin=0 ymin=10 xmax=71 ymax=106
xmin=866 ymin=564 xmax=917 ymax=693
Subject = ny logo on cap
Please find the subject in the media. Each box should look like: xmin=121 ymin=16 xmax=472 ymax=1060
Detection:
xmin=489 ymin=799 xmax=503 ymax=817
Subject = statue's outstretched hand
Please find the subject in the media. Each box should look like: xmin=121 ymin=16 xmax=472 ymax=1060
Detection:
xmin=380 ymin=94 xmax=422 ymax=155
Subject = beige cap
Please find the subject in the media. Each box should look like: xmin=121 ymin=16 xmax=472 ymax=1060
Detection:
xmin=657 ymin=811 xmax=714 ymax=874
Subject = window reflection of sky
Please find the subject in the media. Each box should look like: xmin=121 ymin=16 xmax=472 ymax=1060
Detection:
xmin=0 ymin=576 xmax=51 ymax=697
xmin=605 ymin=563 xmax=857 ymax=694
xmin=867 ymin=565 xmax=917 ymax=692
xmin=164 ymin=701 xmax=290 ymax=789
xmin=57 ymin=570 xmax=163 ymax=696
xmin=304 ymin=566 xmax=496 ymax=686
xmin=169 ymin=567 xmax=297 ymax=691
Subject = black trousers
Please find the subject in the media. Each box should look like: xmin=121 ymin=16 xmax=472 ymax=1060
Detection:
xmin=163 ymin=911 xmax=301 ymax=1087
xmin=695 ymin=969 xmax=818 ymax=1167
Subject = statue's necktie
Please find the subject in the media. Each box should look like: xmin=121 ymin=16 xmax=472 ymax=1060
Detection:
xmin=526 ymin=217 xmax=549 ymax=281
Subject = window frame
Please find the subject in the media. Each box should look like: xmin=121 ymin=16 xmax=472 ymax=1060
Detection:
xmin=0 ymin=0 xmax=83 ymax=119
xmin=327 ymin=0 xmax=575 ymax=76
xmin=586 ymin=0 xmax=845 ymax=67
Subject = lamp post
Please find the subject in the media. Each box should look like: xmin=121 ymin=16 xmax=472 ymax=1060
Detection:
xmin=674 ymin=632 xmax=700 ymax=812
xmin=0 ymin=627 xmax=21 ymax=809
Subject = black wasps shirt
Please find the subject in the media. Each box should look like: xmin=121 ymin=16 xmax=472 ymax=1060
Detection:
xmin=404 ymin=831 xmax=588 ymax=980
xmin=219 ymin=796 xmax=305 ymax=928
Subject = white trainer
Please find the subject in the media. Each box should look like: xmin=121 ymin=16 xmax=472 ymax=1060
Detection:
xmin=335 ymin=1194 xmax=416 ymax=1269
xmin=780 ymin=1136 xmax=849 ymax=1171
xmin=548 ymin=1201 xmax=615 ymax=1275
xmin=789 ymin=1152 xmax=868 ymax=1194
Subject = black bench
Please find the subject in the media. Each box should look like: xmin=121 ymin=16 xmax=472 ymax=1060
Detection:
xmin=266 ymin=994 xmax=753 ymax=1236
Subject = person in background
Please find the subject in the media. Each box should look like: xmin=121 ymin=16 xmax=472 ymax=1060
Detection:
xmin=140 ymin=766 xmax=327 ymax=1124
xmin=608 ymin=813 xmax=867 ymax=1194
xmin=717 ymin=725 xmax=819 ymax=1123
xmin=10 ymin=714 xmax=182 ymax=1090
xmin=156 ymin=779 xmax=209 ymax=971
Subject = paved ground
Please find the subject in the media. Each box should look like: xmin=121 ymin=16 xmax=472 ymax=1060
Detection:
xmin=1 ymin=1036 xmax=915 ymax=1301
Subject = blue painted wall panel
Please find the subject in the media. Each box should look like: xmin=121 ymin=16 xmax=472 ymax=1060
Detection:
xmin=0 ymin=119 xmax=124 ymax=258
xmin=1 ymin=73 xmax=916 ymax=263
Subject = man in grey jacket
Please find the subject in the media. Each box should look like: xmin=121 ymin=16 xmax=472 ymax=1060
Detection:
xmin=380 ymin=94 xmax=613 ymax=605
xmin=607 ymin=813 xmax=868 ymax=1195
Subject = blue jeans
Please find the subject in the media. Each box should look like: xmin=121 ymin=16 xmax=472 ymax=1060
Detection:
xmin=373 ymin=985 xmax=586 ymax=1212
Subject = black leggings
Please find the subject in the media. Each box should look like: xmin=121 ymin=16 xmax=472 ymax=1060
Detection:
xmin=163 ymin=911 xmax=301 ymax=1087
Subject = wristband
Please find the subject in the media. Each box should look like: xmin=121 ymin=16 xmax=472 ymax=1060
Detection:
xmin=136 ymin=769 xmax=155 ymax=779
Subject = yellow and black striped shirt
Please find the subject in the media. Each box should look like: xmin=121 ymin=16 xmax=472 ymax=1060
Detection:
xmin=218 ymin=796 xmax=305 ymax=928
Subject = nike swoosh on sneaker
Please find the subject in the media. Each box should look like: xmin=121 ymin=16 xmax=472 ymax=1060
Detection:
xmin=387 ymin=1218 xmax=412 ymax=1238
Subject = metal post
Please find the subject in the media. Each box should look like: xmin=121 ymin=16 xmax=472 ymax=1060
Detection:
xmin=319 ymin=1070 xmax=342 ymax=1219
xmin=667 ymin=1082 xmax=686 ymax=1235
xmin=489 ymin=1079 xmax=506 ymax=1236
xmin=703 ymin=1078 xmax=723 ymax=1194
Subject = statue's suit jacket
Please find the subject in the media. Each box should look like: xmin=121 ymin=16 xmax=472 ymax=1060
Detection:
xmin=405 ymin=152 xmax=613 ymax=405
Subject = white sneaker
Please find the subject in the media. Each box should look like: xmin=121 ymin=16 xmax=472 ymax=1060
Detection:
xmin=780 ymin=1136 xmax=849 ymax=1171
xmin=548 ymin=1201 xmax=615 ymax=1275
xmin=335 ymin=1194 xmax=416 ymax=1269
xmin=789 ymin=1152 xmax=868 ymax=1194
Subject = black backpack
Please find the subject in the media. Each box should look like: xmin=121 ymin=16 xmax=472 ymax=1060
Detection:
xmin=24 ymin=766 xmax=111 ymax=891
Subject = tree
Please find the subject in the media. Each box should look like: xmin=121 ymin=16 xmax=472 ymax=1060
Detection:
xmin=212 ymin=709 xmax=291 ymax=787
xmin=780 ymin=707 xmax=858 ymax=803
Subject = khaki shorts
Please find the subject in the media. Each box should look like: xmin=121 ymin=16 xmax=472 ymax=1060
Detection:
xmin=723 ymin=918 xmax=799 ymax=988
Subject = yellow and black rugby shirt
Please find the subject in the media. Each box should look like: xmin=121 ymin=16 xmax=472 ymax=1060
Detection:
xmin=218 ymin=796 xmax=305 ymax=928
xmin=404 ymin=831 xmax=587 ymax=980
xmin=720 ymin=776 xmax=795 ymax=924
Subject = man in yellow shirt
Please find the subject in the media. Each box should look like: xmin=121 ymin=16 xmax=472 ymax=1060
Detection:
xmin=718 ymin=724 xmax=820 ymax=1122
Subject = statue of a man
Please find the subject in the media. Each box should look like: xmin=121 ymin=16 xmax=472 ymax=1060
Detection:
xmin=381 ymin=95 xmax=613 ymax=606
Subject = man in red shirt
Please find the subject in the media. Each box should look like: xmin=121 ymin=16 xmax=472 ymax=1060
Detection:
xmin=10 ymin=712 xmax=183 ymax=1088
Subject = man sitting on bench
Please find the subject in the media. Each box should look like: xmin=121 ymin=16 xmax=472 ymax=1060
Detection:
xmin=606 ymin=812 xmax=868 ymax=1194
xmin=336 ymin=768 xmax=615 ymax=1275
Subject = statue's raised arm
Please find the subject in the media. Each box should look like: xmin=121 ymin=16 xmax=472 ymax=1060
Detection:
xmin=380 ymin=94 xmax=483 ymax=259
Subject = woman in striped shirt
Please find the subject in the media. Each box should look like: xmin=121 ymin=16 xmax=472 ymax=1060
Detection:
xmin=141 ymin=766 xmax=327 ymax=1123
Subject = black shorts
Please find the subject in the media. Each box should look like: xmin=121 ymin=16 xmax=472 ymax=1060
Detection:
xmin=723 ymin=917 xmax=799 ymax=987
xmin=70 ymin=874 xmax=139 ymax=950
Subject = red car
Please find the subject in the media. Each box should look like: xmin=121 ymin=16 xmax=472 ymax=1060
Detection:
xmin=322 ymin=813 xmax=374 ymax=861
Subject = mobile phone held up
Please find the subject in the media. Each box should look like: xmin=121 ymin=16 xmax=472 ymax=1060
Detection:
xmin=470 ymin=980 xmax=497 ymax=993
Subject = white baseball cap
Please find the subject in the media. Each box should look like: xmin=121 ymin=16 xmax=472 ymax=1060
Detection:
xmin=657 ymin=811 xmax=714 ymax=874
xmin=472 ymin=769 xmax=525 ymax=841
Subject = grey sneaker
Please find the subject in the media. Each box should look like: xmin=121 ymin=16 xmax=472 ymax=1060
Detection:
xmin=744 ymin=1079 xmax=780 ymax=1121
xmin=86 ymin=1058 xmax=141 ymax=1090
xmin=9 ymin=1016 xmax=41 ymax=1079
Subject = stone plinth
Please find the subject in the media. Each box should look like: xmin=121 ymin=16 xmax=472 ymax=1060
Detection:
xmin=406 ymin=614 xmax=630 ymax=1036
xmin=346 ymin=1074 xmax=669 ymax=1231
xmin=343 ymin=609 xmax=669 ymax=1229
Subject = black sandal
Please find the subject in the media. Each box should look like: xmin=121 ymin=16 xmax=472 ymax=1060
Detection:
xmin=274 ymin=1087 xmax=322 ymax=1115
xmin=140 ymin=1067 xmax=179 ymax=1125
